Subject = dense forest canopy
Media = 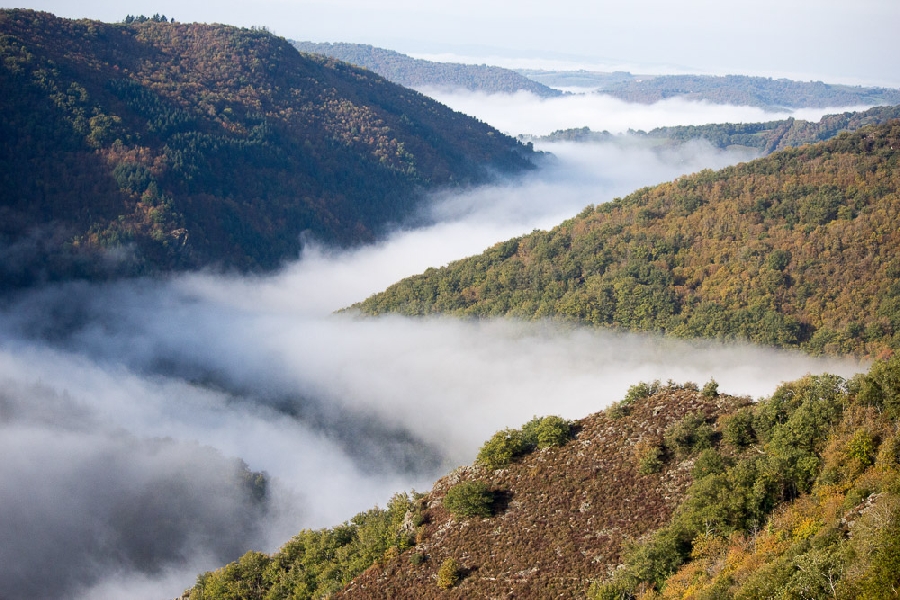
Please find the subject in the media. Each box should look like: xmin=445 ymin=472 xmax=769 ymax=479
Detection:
xmin=0 ymin=9 xmax=534 ymax=288
xmin=291 ymin=41 xmax=562 ymax=98
xmin=355 ymin=121 xmax=900 ymax=357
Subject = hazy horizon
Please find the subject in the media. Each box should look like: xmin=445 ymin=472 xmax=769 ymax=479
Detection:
xmin=3 ymin=0 xmax=899 ymax=87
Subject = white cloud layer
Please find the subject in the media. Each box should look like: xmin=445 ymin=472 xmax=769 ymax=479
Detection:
xmin=418 ymin=89 xmax=873 ymax=137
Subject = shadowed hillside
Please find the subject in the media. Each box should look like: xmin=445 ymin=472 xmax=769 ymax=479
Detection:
xmin=291 ymin=41 xmax=562 ymax=98
xmin=0 ymin=10 xmax=534 ymax=288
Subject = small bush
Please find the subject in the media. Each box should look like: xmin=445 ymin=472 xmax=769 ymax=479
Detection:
xmin=637 ymin=442 xmax=665 ymax=475
xmin=722 ymin=407 xmax=756 ymax=448
xmin=409 ymin=552 xmax=426 ymax=566
xmin=436 ymin=557 xmax=461 ymax=589
xmin=522 ymin=415 xmax=573 ymax=449
xmin=625 ymin=380 xmax=661 ymax=403
xmin=692 ymin=448 xmax=726 ymax=479
xmin=476 ymin=428 xmax=527 ymax=469
xmin=665 ymin=412 xmax=714 ymax=459
xmin=477 ymin=416 xmax=572 ymax=469
xmin=701 ymin=378 xmax=719 ymax=398
xmin=443 ymin=481 xmax=494 ymax=519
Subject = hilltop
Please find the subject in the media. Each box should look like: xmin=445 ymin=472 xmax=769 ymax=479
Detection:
xmin=519 ymin=71 xmax=900 ymax=109
xmin=291 ymin=41 xmax=562 ymax=98
xmin=186 ymin=355 xmax=900 ymax=599
xmin=599 ymin=74 xmax=900 ymax=109
xmin=354 ymin=121 xmax=900 ymax=357
xmin=0 ymin=10 xmax=534 ymax=288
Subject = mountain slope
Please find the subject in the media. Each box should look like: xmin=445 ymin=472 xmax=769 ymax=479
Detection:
xmin=0 ymin=10 xmax=534 ymax=288
xmin=291 ymin=41 xmax=562 ymax=98
xmin=354 ymin=121 xmax=900 ymax=357
xmin=186 ymin=356 xmax=900 ymax=599
xmin=596 ymin=74 xmax=900 ymax=109
xmin=188 ymin=382 xmax=751 ymax=598
xmin=525 ymin=104 xmax=900 ymax=155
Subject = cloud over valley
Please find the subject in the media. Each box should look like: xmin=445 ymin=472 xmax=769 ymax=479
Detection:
xmin=0 ymin=98 xmax=870 ymax=599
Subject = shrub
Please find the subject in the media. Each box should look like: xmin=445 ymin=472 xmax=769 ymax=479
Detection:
xmin=701 ymin=378 xmax=719 ymax=398
xmin=588 ymin=576 xmax=636 ymax=600
xmin=477 ymin=415 xmax=572 ymax=469
xmin=436 ymin=557 xmax=461 ymax=589
xmin=522 ymin=415 xmax=572 ymax=449
xmin=443 ymin=481 xmax=494 ymax=519
xmin=409 ymin=552 xmax=426 ymax=566
xmin=692 ymin=448 xmax=726 ymax=479
xmin=476 ymin=428 xmax=528 ymax=469
xmin=722 ymin=407 xmax=756 ymax=448
xmin=664 ymin=412 xmax=714 ymax=459
xmin=610 ymin=380 xmax=662 ymax=419
xmin=625 ymin=380 xmax=662 ymax=403
xmin=637 ymin=442 xmax=665 ymax=475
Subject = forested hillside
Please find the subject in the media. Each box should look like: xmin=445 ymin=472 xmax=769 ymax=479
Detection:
xmin=186 ymin=355 xmax=900 ymax=599
xmin=525 ymin=104 xmax=900 ymax=155
xmin=291 ymin=41 xmax=562 ymax=97
xmin=355 ymin=121 xmax=900 ymax=357
xmin=0 ymin=10 xmax=534 ymax=288
xmin=597 ymin=74 xmax=900 ymax=108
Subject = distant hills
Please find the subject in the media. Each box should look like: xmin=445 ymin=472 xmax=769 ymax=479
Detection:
xmin=291 ymin=41 xmax=563 ymax=97
xmin=187 ymin=355 xmax=900 ymax=598
xmin=0 ymin=10 xmax=534 ymax=288
xmin=525 ymin=104 xmax=900 ymax=155
xmin=354 ymin=121 xmax=900 ymax=357
xmin=519 ymin=71 xmax=900 ymax=109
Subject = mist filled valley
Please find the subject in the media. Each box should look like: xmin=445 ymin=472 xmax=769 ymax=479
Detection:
xmin=0 ymin=78 xmax=873 ymax=598
xmin=1 ymin=1 xmax=899 ymax=596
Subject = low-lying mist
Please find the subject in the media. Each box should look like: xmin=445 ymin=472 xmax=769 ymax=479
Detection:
xmin=419 ymin=88 xmax=874 ymax=136
xmin=0 ymin=103 xmax=868 ymax=599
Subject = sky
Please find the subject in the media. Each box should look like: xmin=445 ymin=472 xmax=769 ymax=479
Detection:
xmin=4 ymin=0 xmax=900 ymax=87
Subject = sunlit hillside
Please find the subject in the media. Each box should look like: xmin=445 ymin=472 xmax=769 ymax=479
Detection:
xmin=355 ymin=121 xmax=900 ymax=357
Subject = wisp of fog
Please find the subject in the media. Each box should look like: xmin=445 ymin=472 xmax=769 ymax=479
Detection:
xmin=418 ymin=89 xmax=872 ymax=136
xmin=0 ymin=96 xmax=867 ymax=599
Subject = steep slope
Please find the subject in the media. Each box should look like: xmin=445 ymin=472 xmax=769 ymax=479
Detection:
xmin=354 ymin=121 xmax=900 ymax=357
xmin=0 ymin=10 xmax=534 ymax=288
xmin=187 ymin=382 xmax=751 ymax=598
xmin=186 ymin=355 xmax=900 ymax=599
xmin=291 ymin=41 xmax=562 ymax=98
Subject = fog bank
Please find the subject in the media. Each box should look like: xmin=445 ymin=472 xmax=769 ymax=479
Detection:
xmin=419 ymin=89 xmax=873 ymax=137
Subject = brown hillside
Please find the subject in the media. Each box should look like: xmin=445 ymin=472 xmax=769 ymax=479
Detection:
xmin=336 ymin=388 xmax=750 ymax=598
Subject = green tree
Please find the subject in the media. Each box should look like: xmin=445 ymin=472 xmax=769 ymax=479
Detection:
xmin=443 ymin=481 xmax=494 ymax=519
